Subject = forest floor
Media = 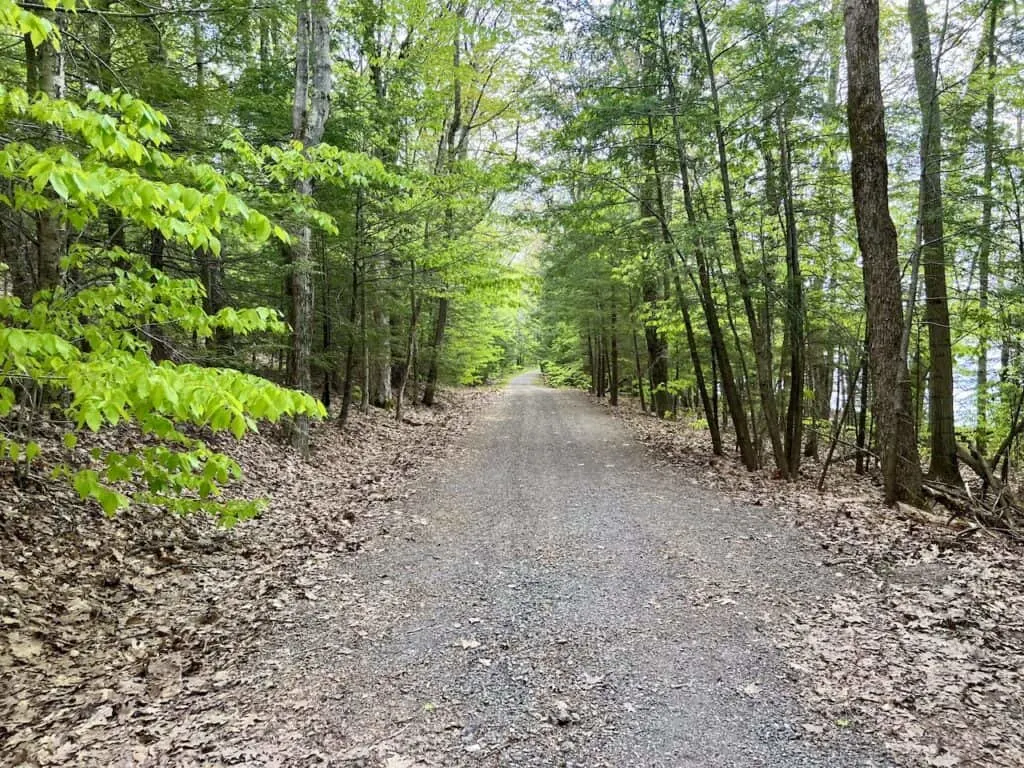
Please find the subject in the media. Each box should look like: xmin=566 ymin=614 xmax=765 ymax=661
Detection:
xmin=2 ymin=373 xmax=1022 ymax=767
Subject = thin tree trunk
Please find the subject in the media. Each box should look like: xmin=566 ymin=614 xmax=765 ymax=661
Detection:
xmin=610 ymin=308 xmax=619 ymax=406
xmin=779 ymin=114 xmax=804 ymax=477
xmin=421 ymin=297 xmax=448 ymax=406
xmin=907 ymin=0 xmax=961 ymax=487
xmin=340 ymin=190 xmax=365 ymax=426
xmin=394 ymin=269 xmax=421 ymax=423
xmin=632 ymin=324 xmax=646 ymax=412
xmin=644 ymin=112 xmax=722 ymax=453
xmin=656 ymin=18 xmax=750 ymax=463
xmin=695 ymin=0 xmax=785 ymax=475
xmin=976 ymin=0 xmax=1001 ymax=453
xmin=856 ymin=336 xmax=870 ymax=474
xmin=587 ymin=331 xmax=597 ymax=394
xmin=33 ymin=14 xmax=65 ymax=295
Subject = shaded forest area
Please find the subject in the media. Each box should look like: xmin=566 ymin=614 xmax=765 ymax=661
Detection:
xmin=537 ymin=0 xmax=1024 ymax=523
xmin=2 ymin=0 xmax=1024 ymax=763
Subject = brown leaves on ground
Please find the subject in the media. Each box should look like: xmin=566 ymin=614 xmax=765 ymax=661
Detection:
xmin=0 ymin=390 xmax=498 ymax=766
xmin=605 ymin=398 xmax=1024 ymax=768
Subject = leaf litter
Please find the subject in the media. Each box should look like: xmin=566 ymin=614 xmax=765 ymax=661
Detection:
xmin=0 ymin=389 xmax=498 ymax=766
xmin=604 ymin=397 xmax=1024 ymax=768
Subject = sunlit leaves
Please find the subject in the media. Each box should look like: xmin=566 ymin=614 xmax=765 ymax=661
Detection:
xmin=0 ymin=5 xmax=325 ymax=524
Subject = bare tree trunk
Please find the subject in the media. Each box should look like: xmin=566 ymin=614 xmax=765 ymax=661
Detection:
xmin=610 ymin=308 xmax=619 ymax=406
xmin=631 ymin=321 xmax=646 ymax=412
xmin=907 ymin=0 xmax=961 ymax=488
xmin=845 ymin=0 xmax=923 ymax=504
xmin=421 ymin=297 xmax=448 ymax=406
xmin=779 ymin=114 xmax=805 ymax=477
xmin=976 ymin=0 xmax=1001 ymax=453
xmin=643 ymin=110 xmax=722 ymax=452
xmin=289 ymin=0 xmax=332 ymax=456
xmin=695 ymin=0 xmax=786 ymax=475
xmin=672 ymin=135 xmax=752 ymax=464
xmin=422 ymin=0 xmax=469 ymax=407
xmin=587 ymin=331 xmax=596 ymax=394
xmin=394 ymin=267 xmax=421 ymax=423
xmin=33 ymin=14 xmax=65 ymax=295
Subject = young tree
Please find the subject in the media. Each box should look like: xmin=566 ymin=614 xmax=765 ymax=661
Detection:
xmin=907 ymin=0 xmax=961 ymax=488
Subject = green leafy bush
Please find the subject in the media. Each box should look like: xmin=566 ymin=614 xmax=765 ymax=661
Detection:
xmin=0 ymin=2 xmax=325 ymax=524
xmin=541 ymin=360 xmax=590 ymax=389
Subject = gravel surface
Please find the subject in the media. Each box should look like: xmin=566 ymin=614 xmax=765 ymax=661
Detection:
xmin=239 ymin=373 xmax=893 ymax=766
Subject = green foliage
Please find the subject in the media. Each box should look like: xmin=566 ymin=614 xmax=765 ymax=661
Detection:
xmin=1 ymin=253 xmax=324 ymax=524
xmin=0 ymin=6 xmax=325 ymax=523
xmin=540 ymin=360 xmax=589 ymax=390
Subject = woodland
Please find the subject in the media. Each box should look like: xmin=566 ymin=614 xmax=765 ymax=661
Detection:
xmin=1 ymin=0 xmax=1024 ymax=762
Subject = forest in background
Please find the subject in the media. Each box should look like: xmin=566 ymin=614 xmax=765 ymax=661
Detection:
xmin=536 ymin=0 xmax=1024 ymax=524
xmin=1 ymin=0 xmax=1023 ymax=525
xmin=0 ymin=0 xmax=543 ymax=520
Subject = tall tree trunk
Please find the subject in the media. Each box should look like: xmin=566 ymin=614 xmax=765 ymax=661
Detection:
xmin=341 ymin=190 xmax=365 ymax=426
xmin=845 ymin=0 xmax=923 ymax=504
xmin=631 ymin=320 xmax=646 ymax=412
xmin=33 ymin=14 xmax=65 ymax=296
xmin=779 ymin=114 xmax=805 ymax=477
xmin=289 ymin=0 xmax=332 ymax=456
xmin=394 ymin=270 xmax=421 ymax=423
xmin=587 ymin=331 xmax=596 ymax=393
xmin=643 ymin=111 xmax=722 ymax=452
xmin=421 ymin=297 xmax=448 ymax=406
xmin=422 ymin=0 xmax=469 ymax=406
xmin=907 ymin=0 xmax=961 ymax=488
xmin=695 ymin=0 xmax=786 ymax=475
xmin=976 ymin=0 xmax=1001 ymax=453
xmin=610 ymin=308 xmax=619 ymax=406
xmin=660 ymin=47 xmax=751 ymax=463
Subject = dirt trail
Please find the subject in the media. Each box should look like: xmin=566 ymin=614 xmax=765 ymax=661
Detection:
xmin=236 ymin=373 xmax=891 ymax=767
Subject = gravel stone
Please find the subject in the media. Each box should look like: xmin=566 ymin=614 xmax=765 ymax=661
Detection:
xmin=243 ymin=373 xmax=894 ymax=766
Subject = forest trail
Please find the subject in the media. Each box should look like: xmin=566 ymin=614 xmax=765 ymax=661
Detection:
xmin=241 ymin=373 xmax=889 ymax=767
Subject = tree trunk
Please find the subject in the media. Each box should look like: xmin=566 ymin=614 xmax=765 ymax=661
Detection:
xmin=421 ymin=297 xmax=448 ymax=406
xmin=779 ymin=114 xmax=805 ymax=477
xmin=33 ymin=14 xmax=65 ymax=296
xmin=610 ymin=309 xmax=619 ymax=406
xmin=976 ymin=0 xmax=1001 ymax=453
xmin=671 ymin=132 xmax=752 ymax=464
xmin=907 ymin=0 xmax=961 ymax=488
xmin=844 ymin=0 xmax=923 ymax=504
xmin=632 ymin=324 xmax=646 ymax=412
xmin=394 ymin=272 xmax=421 ymax=423
xmin=643 ymin=108 xmax=722 ymax=452
xmin=339 ymin=216 xmax=361 ymax=426
xmin=288 ymin=0 xmax=332 ymax=456
xmin=587 ymin=331 xmax=597 ymax=394
xmin=695 ymin=0 xmax=785 ymax=475
xmin=422 ymin=0 xmax=470 ymax=407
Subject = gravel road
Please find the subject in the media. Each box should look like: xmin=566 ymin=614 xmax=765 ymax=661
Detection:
xmin=244 ymin=373 xmax=891 ymax=767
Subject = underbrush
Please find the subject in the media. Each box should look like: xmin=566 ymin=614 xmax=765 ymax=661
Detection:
xmin=539 ymin=360 xmax=589 ymax=389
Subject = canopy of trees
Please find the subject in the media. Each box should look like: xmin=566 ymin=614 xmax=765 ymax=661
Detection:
xmin=1 ymin=0 xmax=539 ymax=519
xmin=2 ymin=0 xmax=1023 ymax=520
xmin=534 ymin=0 xmax=1024 ymax=518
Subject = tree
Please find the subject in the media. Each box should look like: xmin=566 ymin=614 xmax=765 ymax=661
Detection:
xmin=288 ymin=0 xmax=333 ymax=455
xmin=907 ymin=0 xmax=961 ymax=488
xmin=844 ymin=0 xmax=923 ymax=504
xmin=0 ymin=1 xmax=325 ymax=522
